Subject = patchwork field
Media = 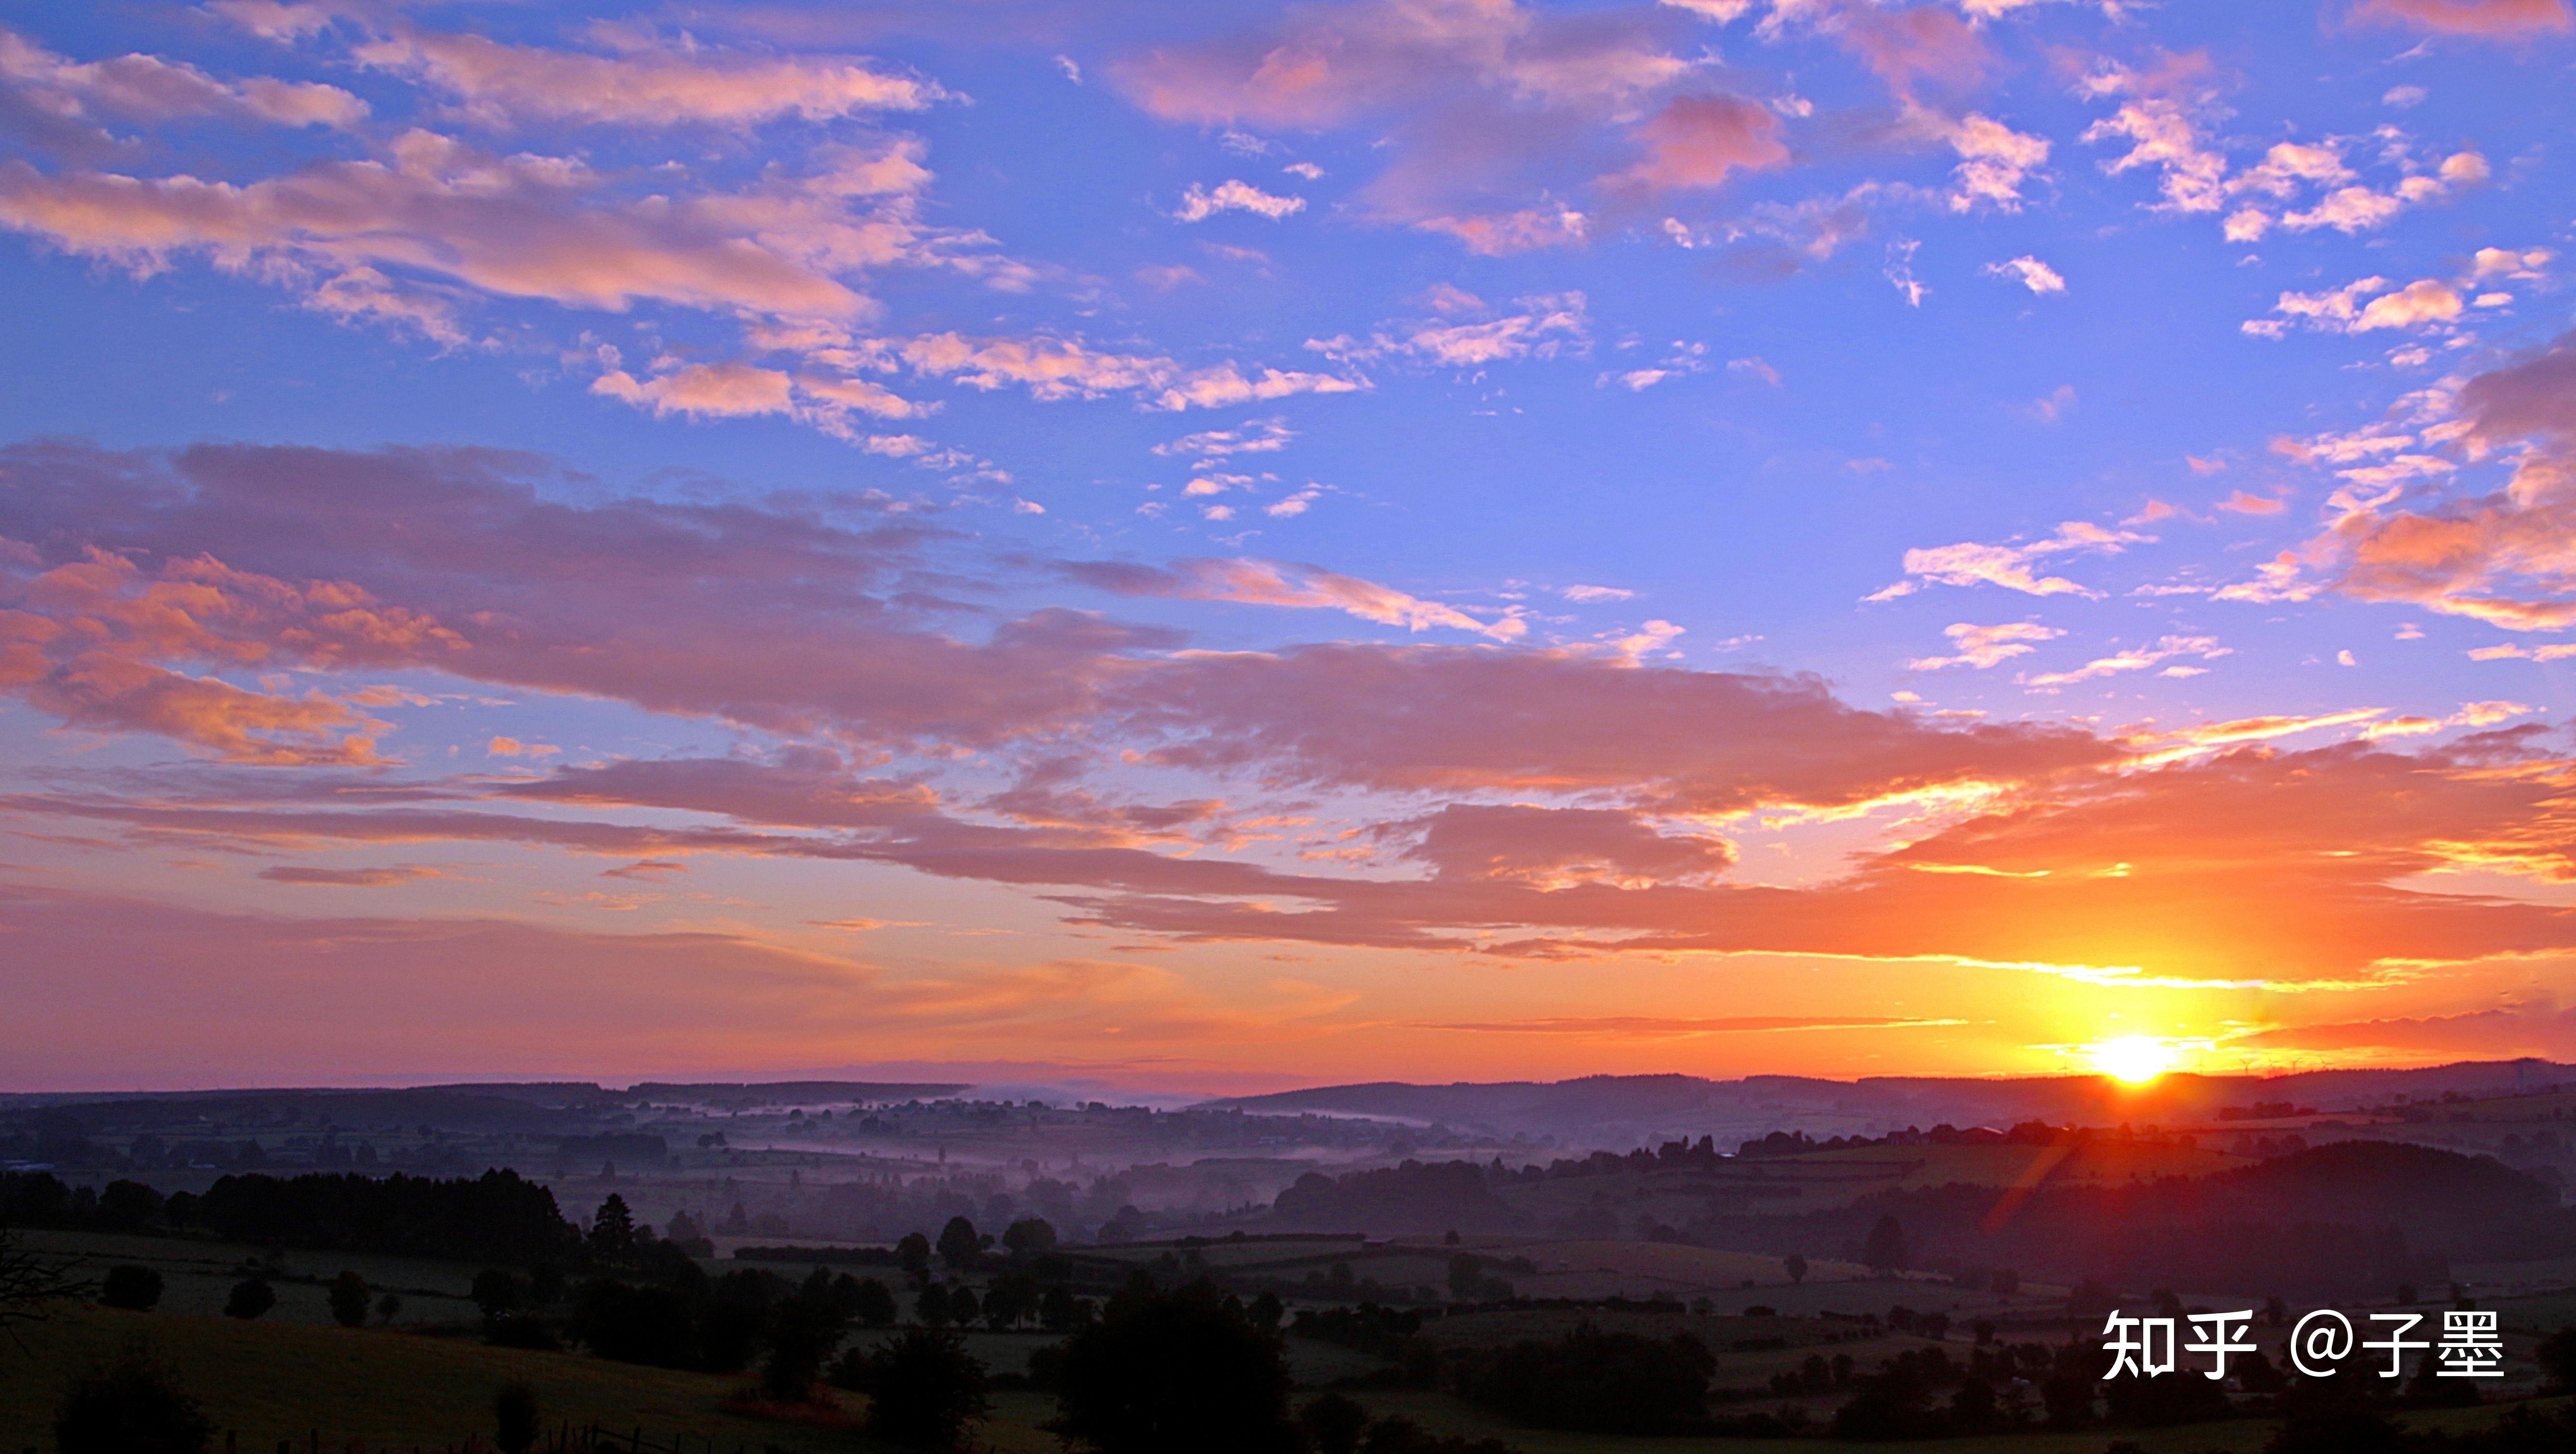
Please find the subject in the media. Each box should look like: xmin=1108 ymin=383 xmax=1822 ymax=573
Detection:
xmin=0 ymin=1305 xmax=1070 ymax=1454
xmin=4 ymin=1296 xmax=2565 ymax=1454
xmin=13 ymin=1226 xmax=485 ymax=1327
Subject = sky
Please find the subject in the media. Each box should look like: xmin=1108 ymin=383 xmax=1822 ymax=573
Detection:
xmin=3 ymin=0 xmax=2575 ymax=1096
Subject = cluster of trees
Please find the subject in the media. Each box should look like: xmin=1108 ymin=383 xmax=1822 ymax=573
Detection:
xmin=449 ymin=1201 xmax=1107 ymax=1407
xmin=1 ymin=1166 xmax=581 ymax=1268
xmin=199 ymin=1169 xmax=580 ymax=1265
xmin=777 ymin=1165 xmax=1138 ymax=1245
xmin=1828 ymin=1342 xmax=2100 ymax=1439
xmin=1739 ymin=1119 xmax=2177 ymax=1159
xmin=1450 ymin=1325 xmax=1718 ymax=1436
xmin=1291 ymin=1302 xmax=1421 ymax=1359
xmin=91 ymin=1255 xmax=399 ymax=1328
xmin=541 ymin=1260 xmax=877 ymax=1391
xmin=1272 ymin=1162 xmax=1513 ymax=1234
xmin=1811 ymin=1322 xmax=2576 ymax=1442
xmin=831 ymin=1328 xmax=992 ymax=1446
xmin=1292 ymin=1394 xmax=1519 ymax=1454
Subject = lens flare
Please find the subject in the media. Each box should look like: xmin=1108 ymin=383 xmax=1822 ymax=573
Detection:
xmin=2089 ymin=1035 xmax=2177 ymax=1084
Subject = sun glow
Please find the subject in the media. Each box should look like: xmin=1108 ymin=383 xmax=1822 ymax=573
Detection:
xmin=2089 ymin=1035 xmax=2178 ymax=1084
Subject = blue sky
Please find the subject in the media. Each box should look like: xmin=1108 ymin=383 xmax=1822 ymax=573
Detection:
xmin=4 ymin=0 xmax=2575 ymax=1093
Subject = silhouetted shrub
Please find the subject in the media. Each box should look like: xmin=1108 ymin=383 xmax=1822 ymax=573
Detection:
xmin=1453 ymin=1323 xmax=1714 ymax=1436
xmin=99 ymin=1265 xmax=163 ymax=1312
xmin=55 ymin=1343 xmax=214 ymax=1454
xmin=222 ymin=1277 xmax=273 ymax=1320
xmin=836 ymin=1327 xmax=989 ymax=1449
xmin=1299 ymin=1393 xmax=1370 ymax=1454
xmin=1051 ymin=1278 xmax=1299 ymax=1454
xmin=494 ymin=1381 xmax=540 ymax=1454
xmin=327 ymin=1270 xmax=370 ymax=1328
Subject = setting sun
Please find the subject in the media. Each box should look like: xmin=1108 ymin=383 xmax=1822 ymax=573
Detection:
xmin=2089 ymin=1035 xmax=2179 ymax=1085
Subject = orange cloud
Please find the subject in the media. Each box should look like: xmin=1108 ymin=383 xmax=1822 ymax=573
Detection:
xmin=30 ymin=654 xmax=385 ymax=765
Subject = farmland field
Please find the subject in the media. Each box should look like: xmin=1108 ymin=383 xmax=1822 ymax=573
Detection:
xmin=3 ymin=1295 xmax=2564 ymax=1454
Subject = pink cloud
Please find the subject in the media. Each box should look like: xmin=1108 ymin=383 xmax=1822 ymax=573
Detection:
xmin=1110 ymin=0 xmax=1690 ymax=130
xmin=1837 ymin=5 xmax=1994 ymax=99
xmin=840 ymin=331 xmax=1362 ymax=411
xmin=497 ymin=753 xmax=938 ymax=831
xmin=1398 ymin=803 xmax=1734 ymax=887
xmin=351 ymin=29 xmax=944 ymax=129
xmin=0 ymin=882 xmax=891 ymax=1084
xmin=1609 ymin=93 xmax=1789 ymax=191
xmin=0 ymin=25 xmax=367 ymax=139
xmin=1117 ymin=641 xmax=2122 ymax=814
xmin=0 ymin=440 xmax=1151 ymax=750
xmin=593 ymin=363 xmax=798 ymax=420
xmin=1064 ymin=558 xmax=1523 ymax=639
xmin=2273 ymin=338 xmax=2576 ymax=630
xmin=2352 ymin=0 xmax=2573 ymax=37
xmin=258 ymin=864 xmax=442 ymax=886
xmin=1108 ymin=1 xmax=1733 ymax=251
xmin=0 ymin=133 xmax=878 ymax=318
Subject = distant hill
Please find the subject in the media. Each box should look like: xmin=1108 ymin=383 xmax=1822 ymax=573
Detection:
xmin=1755 ymin=1139 xmax=2576 ymax=1297
xmin=1200 ymin=1060 xmax=2576 ymax=1144
xmin=621 ymin=1081 xmax=969 ymax=1107
xmin=2 ymin=1087 xmax=608 ymax=1135
xmin=1 ymin=1080 xmax=977 ymax=1141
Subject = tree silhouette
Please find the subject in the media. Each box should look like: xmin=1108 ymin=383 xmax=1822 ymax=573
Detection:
xmin=588 ymin=1193 xmax=637 ymax=1260
xmin=327 ymin=1270 xmax=370 ymax=1328
xmin=55 ymin=1343 xmax=215 ymax=1454
xmin=897 ymin=1231 xmax=932 ymax=1280
xmin=223 ymin=1277 xmax=275 ymax=1320
xmin=100 ymin=1265 xmax=164 ymax=1312
xmin=1784 ymin=1254 xmax=1808 ymax=1286
xmin=936 ymin=1215 xmax=981 ymax=1272
xmin=1863 ymin=1216 xmax=1908 ymax=1273
xmin=493 ymin=1381 xmax=540 ymax=1454
xmin=1 ymin=1229 xmax=91 ymax=1335
xmin=1002 ymin=1217 xmax=1058 ymax=1257
xmin=842 ymin=1327 xmax=989 ymax=1449
xmin=1298 ymin=1393 xmax=1369 ymax=1454
xmin=1049 ymin=1278 xmax=1299 ymax=1454
xmin=853 ymin=1277 xmax=897 ymax=1328
xmin=761 ymin=1274 xmax=853 ymax=1403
